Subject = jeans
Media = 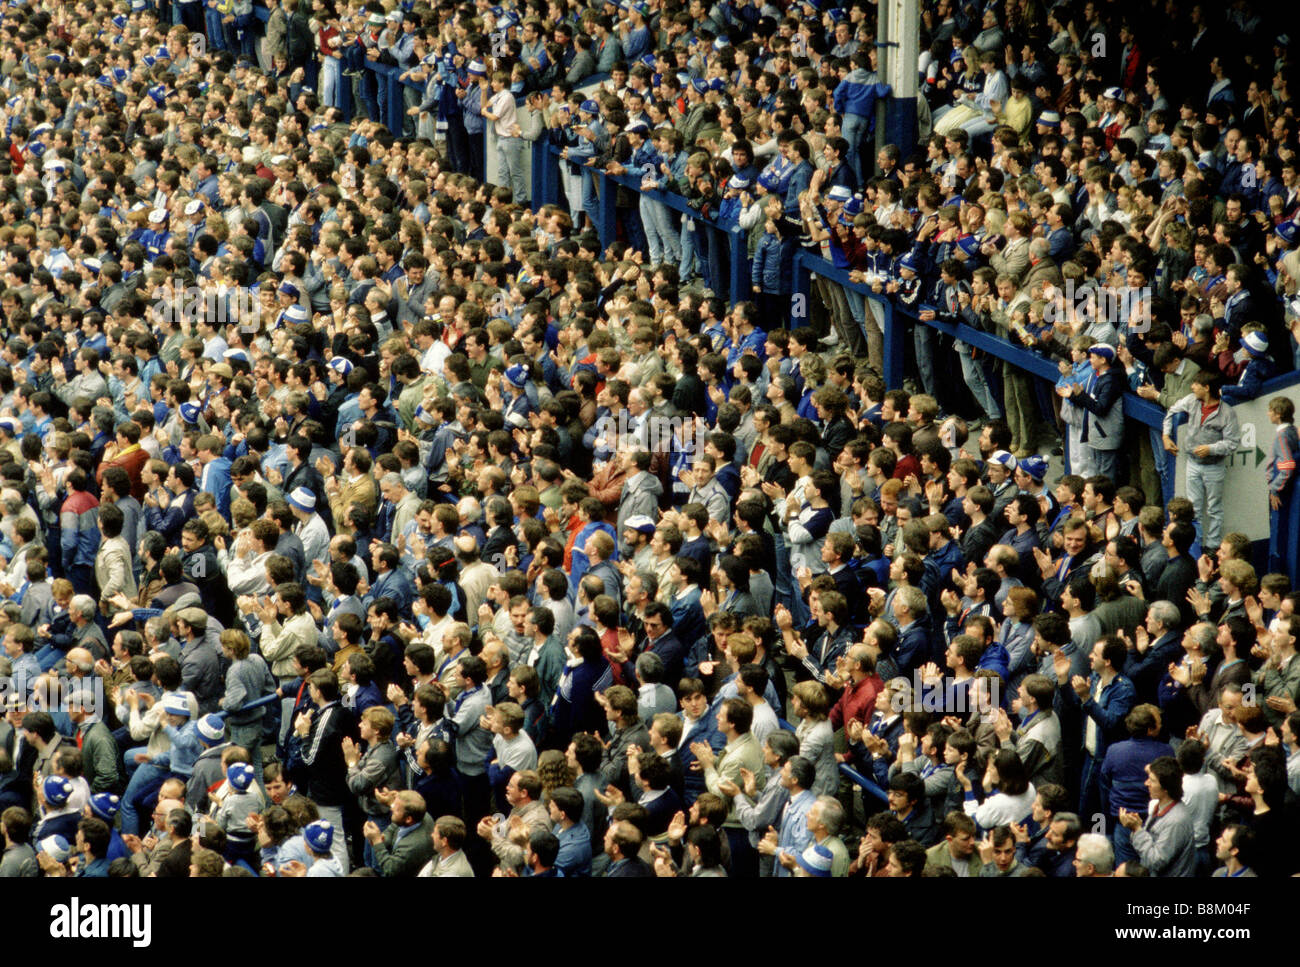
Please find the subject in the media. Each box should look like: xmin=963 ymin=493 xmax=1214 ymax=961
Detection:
xmin=121 ymin=761 xmax=173 ymax=837
xmin=580 ymin=168 xmax=600 ymax=230
xmin=1092 ymin=447 xmax=1121 ymax=485
xmin=772 ymin=533 xmax=808 ymax=628
xmin=1111 ymin=815 xmax=1142 ymax=867
xmin=842 ymin=111 xmax=870 ymax=186
xmin=228 ymin=720 xmax=265 ymax=796
xmin=621 ymin=203 xmax=647 ymax=256
xmin=679 ymin=218 xmax=706 ymax=281
xmin=560 ymin=165 xmax=583 ymax=223
xmin=958 ymin=348 xmax=1001 ymax=419
xmin=1078 ymin=751 xmax=1101 ymax=822
xmin=914 ymin=319 xmax=937 ymax=395
xmin=642 ymin=198 xmax=680 ymax=264
xmin=204 ymin=6 xmax=226 ymax=49
xmin=496 ymin=135 xmax=527 ymax=204
xmin=1186 ymin=460 xmax=1226 ymax=548
xmin=1270 ymin=489 xmax=1295 ymax=575
xmin=362 ymin=815 xmax=391 ymax=870
xmin=320 ymin=56 xmax=342 ymax=109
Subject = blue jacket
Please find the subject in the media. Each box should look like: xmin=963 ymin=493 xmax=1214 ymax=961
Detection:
xmin=751 ymin=231 xmax=785 ymax=294
xmin=156 ymin=721 xmax=206 ymax=777
xmin=1057 ymin=672 xmax=1137 ymax=762
xmin=894 ymin=621 xmax=934 ymax=677
xmin=1123 ymin=632 xmax=1184 ymax=703
xmin=669 ymin=586 xmax=707 ymax=660
xmin=1099 ymin=735 xmax=1175 ymax=816
xmin=783 ymin=160 xmax=814 ymax=216
xmin=59 ymin=491 xmax=100 ymax=571
xmin=1221 ymin=354 xmax=1275 ymax=404
xmin=568 ymin=521 xmax=616 ymax=593
xmin=678 ymin=713 xmax=725 ymax=805
xmin=200 ymin=456 xmax=233 ymax=522
xmin=364 ymin=566 xmax=416 ymax=618
xmin=556 ymin=821 xmax=592 ymax=876
xmin=833 ymin=69 xmax=885 ymax=119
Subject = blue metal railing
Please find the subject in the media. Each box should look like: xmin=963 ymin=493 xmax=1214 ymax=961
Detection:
xmin=239 ymin=11 xmax=1300 ymax=581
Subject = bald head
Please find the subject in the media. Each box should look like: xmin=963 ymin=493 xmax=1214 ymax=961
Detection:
xmin=66 ymin=648 xmax=94 ymax=675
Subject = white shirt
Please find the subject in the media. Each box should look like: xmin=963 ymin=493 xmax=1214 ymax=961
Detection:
xmin=1181 ymin=771 xmax=1218 ymax=847
xmin=488 ymin=89 xmax=518 ymax=138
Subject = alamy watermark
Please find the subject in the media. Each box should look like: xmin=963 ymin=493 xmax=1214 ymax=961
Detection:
xmin=591 ymin=408 xmax=709 ymax=462
xmin=151 ymin=281 xmax=262 ymax=332
xmin=1041 ymin=280 xmax=1152 ymax=335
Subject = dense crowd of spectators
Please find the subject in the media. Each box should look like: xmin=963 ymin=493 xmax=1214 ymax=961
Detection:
xmin=0 ymin=0 xmax=1293 ymax=881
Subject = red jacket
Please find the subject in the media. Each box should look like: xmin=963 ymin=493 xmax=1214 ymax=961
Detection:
xmin=97 ymin=444 xmax=150 ymax=501
xmin=830 ymin=672 xmax=883 ymax=732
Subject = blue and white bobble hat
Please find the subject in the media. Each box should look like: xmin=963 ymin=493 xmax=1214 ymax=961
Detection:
xmin=640 ymin=54 xmax=656 ymax=68
xmin=626 ymin=120 xmax=650 ymax=136
xmin=161 ymin=692 xmax=192 ymax=718
xmin=227 ymin=763 xmax=256 ymax=792
xmin=179 ymin=402 xmax=202 ymax=424
xmin=467 ymin=59 xmax=486 ymax=76
xmin=287 ymin=487 xmax=317 ymax=512
xmin=37 ymin=835 xmax=71 ymax=863
xmin=1243 ymin=331 xmax=1269 ymax=357
xmin=283 ymin=303 xmax=310 ymax=325
xmin=1017 ymin=455 xmax=1047 ymax=482
xmin=579 ymin=99 xmax=599 ymax=115
xmin=504 ymin=364 xmax=529 ymax=388
xmin=304 ymin=820 xmax=334 ymax=853
xmin=956 ymin=234 xmax=981 ymax=256
xmin=415 ymin=405 xmax=438 ymax=426
xmin=43 ymin=775 xmax=73 ymax=807
xmin=111 ymin=13 xmax=126 ymax=28
xmin=730 ymin=174 xmax=751 ymax=190
xmin=624 ymin=514 xmax=657 ymax=535
xmin=827 ymin=185 xmax=852 ymax=203
xmin=197 ymin=714 xmax=225 ymax=745
xmin=898 ymin=251 xmax=922 ymax=273
xmin=223 ymin=349 xmax=251 ymax=366
xmin=1088 ymin=344 xmax=1115 ymax=362
xmin=328 ymin=356 xmax=353 ymax=376
xmin=1277 ymin=221 xmax=1298 ymax=245
xmin=90 ymin=793 xmax=121 ymax=821
xmin=797 ymin=842 xmax=834 ymax=877
xmin=844 ymin=195 xmax=864 ymax=216
xmin=690 ymin=78 xmax=709 ymax=94
xmin=988 ymin=450 xmax=1017 ymax=473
